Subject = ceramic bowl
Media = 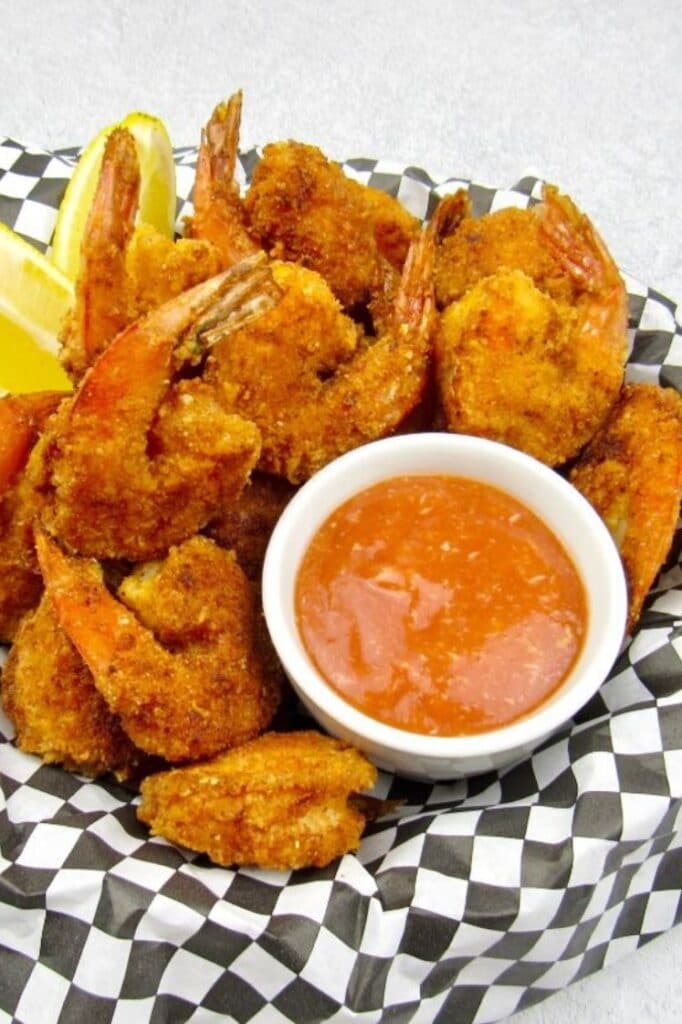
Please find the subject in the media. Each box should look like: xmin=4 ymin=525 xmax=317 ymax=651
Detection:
xmin=262 ymin=433 xmax=628 ymax=781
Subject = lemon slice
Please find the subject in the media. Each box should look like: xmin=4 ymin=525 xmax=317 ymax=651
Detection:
xmin=0 ymin=222 xmax=74 ymax=394
xmin=50 ymin=111 xmax=176 ymax=280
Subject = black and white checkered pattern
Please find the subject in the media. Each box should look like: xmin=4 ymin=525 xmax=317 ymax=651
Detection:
xmin=1 ymin=137 xmax=680 ymax=1024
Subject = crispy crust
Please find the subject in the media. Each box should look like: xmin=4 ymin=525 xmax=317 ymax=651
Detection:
xmin=570 ymin=383 xmax=682 ymax=630
xmin=138 ymin=731 xmax=378 ymax=870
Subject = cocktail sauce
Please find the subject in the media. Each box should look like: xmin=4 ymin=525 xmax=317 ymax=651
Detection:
xmin=295 ymin=475 xmax=587 ymax=736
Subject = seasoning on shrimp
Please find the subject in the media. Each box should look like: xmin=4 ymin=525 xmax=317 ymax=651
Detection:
xmin=207 ymin=225 xmax=436 ymax=483
xmin=207 ymin=471 xmax=297 ymax=579
xmin=36 ymin=532 xmax=281 ymax=763
xmin=434 ymin=186 xmax=628 ymax=466
xmin=0 ymin=391 xmax=66 ymax=642
xmin=570 ymin=383 xmax=682 ymax=631
xmin=2 ymin=594 xmax=149 ymax=780
xmin=245 ymin=139 xmax=419 ymax=313
xmin=37 ymin=263 xmax=278 ymax=561
xmin=137 ymin=731 xmax=379 ymax=870
xmin=60 ymin=128 xmax=223 ymax=381
xmin=433 ymin=194 xmax=579 ymax=309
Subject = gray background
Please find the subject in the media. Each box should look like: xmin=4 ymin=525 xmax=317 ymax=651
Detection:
xmin=0 ymin=0 xmax=680 ymax=1020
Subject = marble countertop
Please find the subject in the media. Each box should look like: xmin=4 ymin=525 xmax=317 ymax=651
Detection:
xmin=0 ymin=1 xmax=680 ymax=1021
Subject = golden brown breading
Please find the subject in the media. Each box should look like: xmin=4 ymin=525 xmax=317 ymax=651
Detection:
xmin=434 ymin=203 xmax=578 ymax=309
xmin=125 ymin=223 xmax=224 ymax=317
xmin=36 ymin=269 xmax=269 ymax=561
xmin=1 ymin=595 xmax=145 ymax=779
xmin=207 ymin=472 xmax=296 ymax=579
xmin=0 ymin=391 xmax=66 ymax=642
xmin=60 ymin=128 xmax=228 ymax=381
xmin=570 ymin=383 xmax=682 ymax=631
xmin=357 ymin=181 xmax=420 ymax=269
xmin=207 ymin=230 xmax=434 ymax=484
xmin=435 ymin=268 xmax=624 ymax=465
xmin=244 ymin=140 xmax=417 ymax=310
xmin=137 ymin=731 xmax=378 ymax=870
xmin=36 ymin=532 xmax=280 ymax=763
xmin=435 ymin=187 xmax=628 ymax=467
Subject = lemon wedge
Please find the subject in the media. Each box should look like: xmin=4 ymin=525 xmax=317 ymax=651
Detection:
xmin=0 ymin=222 xmax=74 ymax=394
xmin=50 ymin=111 xmax=176 ymax=280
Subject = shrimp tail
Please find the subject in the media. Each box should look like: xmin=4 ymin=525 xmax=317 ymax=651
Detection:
xmin=0 ymin=392 xmax=67 ymax=493
xmin=538 ymin=184 xmax=619 ymax=293
xmin=430 ymin=189 xmax=471 ymax=244
xmin=61 ymin=128 xmax=141 ymax=377
xmin=186 ymin=91 xmax=259 ymax=266
xmin=35 ymin=528 xmax=128 ymax=681
xmin=71 ymin=253 xmax=279 ymax=425
xmin=538 ymin=184 xmax=628 ymax=361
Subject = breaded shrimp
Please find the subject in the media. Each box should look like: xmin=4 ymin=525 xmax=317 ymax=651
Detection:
xmin=433 ymin=182 xmax=586 ymax=308
xmin=137 ymin=731 xmax=378 ymax=870
xmin=0 ymin=391 xmax=66 ymax=642
xmin=60 ymin=128 xmax=224 ymax=380
xmin=184 ymin=91 xmax=260 ymax=266
xmin=2 ymin=594 xmax=147 ymax=780
xmin=570 ymin=383 xmax=682 ymax=631
xmin=126 ymin=223 xmax=223 ymax=314
xmin=36 ymin=532 xmax=280 ymax=763
xmin=435 ymin=187 xmax=628 ymax=466
xmin=37 ymin=262 xmax=278 ymax=560
xmin=60 ymin=128 xmax=140 ymax=379
xmin=244 ymin=138 xmax=419 ymax=309
xmin=207 ymin=225 xmax=435 ymax=483
xmin=207 ymin=472 xmax=296 ymax=579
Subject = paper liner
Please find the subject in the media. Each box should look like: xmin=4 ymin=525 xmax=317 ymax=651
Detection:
xmin=0 ymin=137 xmax=680 ymax=1024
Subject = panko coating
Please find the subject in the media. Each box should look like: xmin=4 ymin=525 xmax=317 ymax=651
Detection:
xmin=434 ymin=200 xmax=579 ymax=309
xmin=137 ymin=730 xmax=378 ymax=870
xmin=435 ymin=187 xmax=628 ymax=466
xmin=0 ymin=391 xmax=66 ymax=642
xmin=36 ymin=532 xmax=281 ymax=763
xmin=570 ymin=383 xmax=682 ymax=631
xmin=207 ymin=227 xmax=435 ymax=483
xmin=2 ymin=595 xmax=146 ymax=780
xmin=60 ymin=128 xmax=225 ymax=380
xmin=245 ymin=138 xmax=418 ymax=310
xmin=207 ymin=472 xmax=296 ymax=579
xmin=37 ymin=267 xmax=271 ymax=560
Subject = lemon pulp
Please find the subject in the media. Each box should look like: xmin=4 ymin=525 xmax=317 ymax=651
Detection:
xmin=0 ymin=314 xmax=72 ymax=394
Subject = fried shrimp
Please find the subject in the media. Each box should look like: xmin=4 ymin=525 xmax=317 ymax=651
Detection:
xmin=60 ymin=128 xmax=223 ymax=380
xmin=0 ymin=391 xmax=66 ymax=642
xmin=184 ymin=91 xmax=261 ymax=266
xmin=207 ymin=472 xmax=296 ymax=579
xmin=2 ymin=594 xmax=147 ymax=780
xmin=207 ymin=226 xmax=435 ymax=483
xmin=570 ymin=383 xmax=682 ymax=631
xmin=37 ymin=262 xmax=279 ymax=560
xmin=434 ymin=194 xmax=578 ymax=309
xmin=435 ymin=187 xmax=628 ymax=466
xmin=36 ymin=532 xmax=280 ymax=763
xmin=137 ymin=731 xmax=378 ymax=870
xmin=60 ymin=128 xmax=140 ymax=379
xmin=244 ymin=138 xmax=419 ymax=310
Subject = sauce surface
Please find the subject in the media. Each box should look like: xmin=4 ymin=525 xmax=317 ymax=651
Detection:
xmin=295 ymin=475 xmax=587 ymax=736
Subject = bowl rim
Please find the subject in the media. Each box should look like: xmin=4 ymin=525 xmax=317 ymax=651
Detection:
xmin=262 ymin=432 xmax=628 ymax=762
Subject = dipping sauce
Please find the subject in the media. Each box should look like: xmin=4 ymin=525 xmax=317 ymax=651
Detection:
xmin=295 ymin=475 xmax=587 ymax=736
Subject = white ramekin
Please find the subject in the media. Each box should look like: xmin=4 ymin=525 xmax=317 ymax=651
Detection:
xmin=262 ymin=433 xmax=628 ymax=781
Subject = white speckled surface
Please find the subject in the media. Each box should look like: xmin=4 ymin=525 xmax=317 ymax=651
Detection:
xmin=0 ymin=1 xmax=680 ymax=1020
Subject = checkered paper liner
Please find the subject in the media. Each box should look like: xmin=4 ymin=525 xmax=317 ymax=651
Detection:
xmin=0 ymin=137 xmax=681 ymax=1024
